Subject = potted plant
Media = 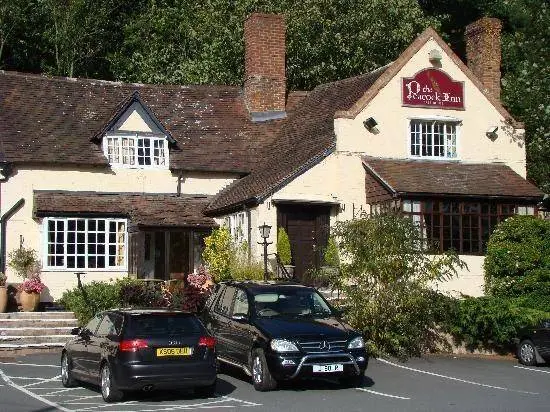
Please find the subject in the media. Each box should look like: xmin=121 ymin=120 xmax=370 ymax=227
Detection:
xmin=8 ymin=247 xmax=44 ymax=311
xmin=0 ymin=273 xmax=7 ymax=313
xmin=277 ymin=227 xmax=294 ymax=278
xmin=18 ymin=273 xmax=46 ymax=311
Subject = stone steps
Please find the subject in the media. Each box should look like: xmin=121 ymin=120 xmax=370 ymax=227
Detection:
xmin=0 ymin=326 xmax=75 ymax=336
xmin=0 ymin=311 xmax=78 ymax=356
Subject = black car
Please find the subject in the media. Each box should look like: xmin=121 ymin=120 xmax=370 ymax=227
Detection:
xmin=202 ymin=281 xmax=368 ymax=391
xmin=61 ymin=309 xmax=217 ymax=402
xmin=516 ymin=319 xmax=550 ymax=366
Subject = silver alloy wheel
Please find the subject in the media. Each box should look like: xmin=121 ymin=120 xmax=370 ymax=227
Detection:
xmin=101 ymin=366 xmax=111 ymax=399
xmin=61 ymin=354 xmax=69 ymax=384
xmin=520 ymin=342 xmax=535 ymax=363
xmin=252 ymin=356 xmax=262 ymax=384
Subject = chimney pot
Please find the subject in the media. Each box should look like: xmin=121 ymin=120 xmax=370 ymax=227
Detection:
xmin=244 ymin=13 xmax=286 ymax=121
xmin=465 ymin=17 xmax=502 ymax=100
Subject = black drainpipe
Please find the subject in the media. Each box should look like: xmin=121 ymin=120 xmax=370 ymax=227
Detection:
xmin=0 ymin=198 xmax=25 ymax=273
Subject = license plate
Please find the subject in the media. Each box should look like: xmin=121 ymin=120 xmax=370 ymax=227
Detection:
xmin=156 ymin=347 xmax=193 ymax=357
xmin=312 ymin=364 xmax=343 ymax=373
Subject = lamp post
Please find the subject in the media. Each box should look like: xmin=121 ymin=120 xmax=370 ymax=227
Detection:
xmin=258 ymin=223 xmax=272 ymax=282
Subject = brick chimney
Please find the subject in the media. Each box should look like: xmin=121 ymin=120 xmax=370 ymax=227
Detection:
xmin=465 ymin=17 xmax=502 ymax=99
xmin=244 ymin=13 xmax=286 ymax=121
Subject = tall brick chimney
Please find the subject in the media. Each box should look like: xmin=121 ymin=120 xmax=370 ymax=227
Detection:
xmin=244 ymin=13 xmax=286 ymax=121
xmin=465 ymin=17 xmax=502 ymax=99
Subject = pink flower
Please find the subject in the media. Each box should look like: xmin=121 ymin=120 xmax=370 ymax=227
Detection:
xmin=19 ymin=276 xmax=46 ymax=294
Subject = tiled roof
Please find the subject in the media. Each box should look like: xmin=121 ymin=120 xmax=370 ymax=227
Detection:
xmin=0 ymin=71 xmax=280 ymax=172
xmin=362 ymin=156 xmax=543 ymax=200
xmin=33 ymin=191 xmax=217 ymax=228
xmin=205 ymin=66 xmax=391 ymax=213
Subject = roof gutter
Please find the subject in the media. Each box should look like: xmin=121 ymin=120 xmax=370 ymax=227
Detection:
xmin=1 ymin=198 xmax=25 ymax=273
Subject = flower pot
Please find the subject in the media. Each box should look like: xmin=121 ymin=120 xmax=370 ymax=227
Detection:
xmin=0 ymin=286 xmax=7 ymax=313
xmin=20 ymin=290 xmax=40 ymax=312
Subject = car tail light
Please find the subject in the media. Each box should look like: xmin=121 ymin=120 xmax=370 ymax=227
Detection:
xmin=198 ymin=336 xmax=216 ymax=349
xmin=119 ymin=339 xmax=148 ymax=352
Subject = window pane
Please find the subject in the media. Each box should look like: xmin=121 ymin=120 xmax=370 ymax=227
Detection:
xmin=410 ymin=120 xmax=459 ymax=159
xmin=44 ymin=218 xmax=126 ymax=270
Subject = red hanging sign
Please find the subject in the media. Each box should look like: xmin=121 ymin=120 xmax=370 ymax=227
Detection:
xmin=402 ymin=68 xmax=464 ymax=110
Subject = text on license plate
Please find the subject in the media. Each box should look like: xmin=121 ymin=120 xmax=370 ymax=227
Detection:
xmin=156 ymin=347 xmax=193 ymax=357
xmin=312 ymin=364 xmax=343 ymax=373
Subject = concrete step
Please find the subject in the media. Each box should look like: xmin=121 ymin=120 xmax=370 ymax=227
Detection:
xmin=0 ymin=319 xmax=78 ymax=328
xmin=0 ymin=326 xmax=75 ymax=336
xmin=0 ymin=311 xmax=76 ymax=320
xmin=0 ymin=335 xmax=73 ymax=345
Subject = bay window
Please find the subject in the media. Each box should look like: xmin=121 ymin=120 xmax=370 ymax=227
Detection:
xmin=44 ymin=217 xmax=127 ymax=270
xmin=401 ymin=200 xmax=535 ymax=254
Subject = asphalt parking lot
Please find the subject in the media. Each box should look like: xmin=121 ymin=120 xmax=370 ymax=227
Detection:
xmin=1 ymin=352 xmax=549 ymax=411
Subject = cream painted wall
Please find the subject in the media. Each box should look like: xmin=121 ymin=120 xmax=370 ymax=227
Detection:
xmin=434 ymin=255 xmax=485 ymax=297
xmin=0 ymin=165 xmax=238 ymax=300
xmin=336 ymin=38 xmax=526 ymax=177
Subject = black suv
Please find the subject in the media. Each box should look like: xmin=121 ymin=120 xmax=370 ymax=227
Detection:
xmin=515 ymin=319 xmax=550 ymax=366
xmin=202 ymin=281 xmax=368 ymax=391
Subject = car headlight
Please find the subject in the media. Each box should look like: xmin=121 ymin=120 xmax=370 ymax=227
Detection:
xmin=347 ymin=336 xmax=365 ymax=349
xmin=270 ymin=339 xmax=299 ymax=352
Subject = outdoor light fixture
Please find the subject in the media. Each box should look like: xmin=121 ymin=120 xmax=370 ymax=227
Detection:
xmin=259 ymin=223 xmax=271 ymax=240
xmin=363 ymin=117 xmax=379 ymax=134
xmin=428 ymin=49 xmax=442 ymax=64
xmin=486 ymin=126 xmax=498 ymax=141
xmin=258 ymin=223 xmax=272 ymax=281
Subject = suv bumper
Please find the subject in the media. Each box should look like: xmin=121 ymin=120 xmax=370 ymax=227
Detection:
xmin=265 ymin=350 xmax=368 ymax=380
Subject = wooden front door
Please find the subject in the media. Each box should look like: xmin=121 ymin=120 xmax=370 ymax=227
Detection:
xmin=277 ymin=204 xmax=331 ymax=284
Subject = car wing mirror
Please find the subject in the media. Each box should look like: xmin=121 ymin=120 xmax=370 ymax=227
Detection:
xmin=231 ymin=314 xmax=248 ymax=322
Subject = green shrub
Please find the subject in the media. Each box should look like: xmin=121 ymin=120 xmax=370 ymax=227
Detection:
xmin=323 ymin=236 xmax=340 ymax=268
xmin=335 ymin=213 xmax=466 ymax=359
xmin=59 ymin=279 xmax=129 ymax=325
xmin=441 ymin=296 xmax=550 ymax=350
xmin=277 ymin=227 xmax=292 ymax=265
xmin=230 ymin=259 xmax=264 ymax=281
xmin=485 ymin=216 xmax=550 ymax=292
xmin=202 ymin=227 xmax=233 ymax=282
xmin=119 ymin=280 xmax=167 ymax=308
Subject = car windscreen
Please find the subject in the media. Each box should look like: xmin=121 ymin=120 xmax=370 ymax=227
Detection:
xmin=252 ymin=289 xmax=333 ymax=318
xmin=125 ymin=313 xmax=203 ymax=338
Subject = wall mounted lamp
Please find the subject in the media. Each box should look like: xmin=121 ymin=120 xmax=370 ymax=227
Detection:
xmin=486 ymin=126 xmax=498 ymax=141
xmin=363 ymin=117 xmax=379 ymax=134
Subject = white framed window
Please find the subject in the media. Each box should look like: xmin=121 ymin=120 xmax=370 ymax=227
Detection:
xmin=409 ymin=119 xmax=458 ymax=159
xmin=44 ymin=217 xmax=127 ymax=270
xmin=224 ymin=212 xmax=248 ymax=244
xmin=104 ymin=134 xmax=168 ymax=168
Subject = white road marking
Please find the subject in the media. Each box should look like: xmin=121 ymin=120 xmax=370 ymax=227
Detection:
xmin=22 ymin=374 xmax=62 ymax=388
xmin=0 ymin=361 xmax=59 ymax=368
xmin=0 ymin=368 xmax=73 ymax=412
xmin=514 ymin=365 xmax=550 ymax=374
xmin=378 ymin=358 xmax=539 ymax=395
xmin=42 ymin=387 xmax=82 ymax=395
xmin=137 ymin=397 xmax=257 ymax=411
xmin=222 ymin=395 xmax=262 ymax=407
xmin=74 ymin=400 xmax=139 ymax=411
xmin=64 ymin=395 xmax=102 ymax=403
xmin=356 ymin=387 xmax=411 ymax=400
xmin=6 ymin=376 xmax=48 ymax=380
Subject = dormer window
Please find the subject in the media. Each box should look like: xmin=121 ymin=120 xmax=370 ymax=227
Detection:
xmin=104 ymin=134 xmax=168 ymax=168
xmin=409 ymin=119 xmax=458 ymax=159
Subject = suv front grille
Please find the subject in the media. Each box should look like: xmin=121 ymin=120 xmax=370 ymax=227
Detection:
xmin=298 ymin=339 xmax=347 ymax=353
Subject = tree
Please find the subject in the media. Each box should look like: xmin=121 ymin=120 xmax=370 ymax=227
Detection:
xmin=0 ymin=0 xmax=33 ymax=66
xmin=110 ymin=0 xmax=438 ymax=88
xmin=334 ymin=213 xmax=465 ymax=359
